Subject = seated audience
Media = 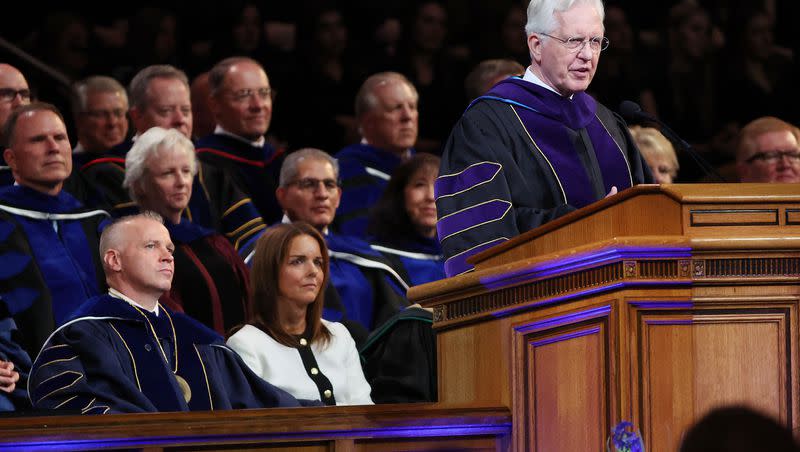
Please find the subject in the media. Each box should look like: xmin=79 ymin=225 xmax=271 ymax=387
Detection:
xmin=227 ymin=222 xmax=373 ymax=406
xmin=29 ymin=213 xmax=305 ymax=413
xmin=368 ymin=153 xmax=445 ymax=286
xmin=65 ymin=75 xmax=130 ymax=205
xmin=123 ymin=127 xmax=251 ymax=335
xmin=629 ymin=125 xmax=679 ymax=184
xmin=463 ymin=59 xmax=525 ymax=102
xmin=334 ymin=72 xmax=419 ymax=238
xmin=735 ymin=116 xmax=800 ymax=183
xmin=0 ymin=64 xmax=32 ymax=185
xmin=0 ymin=102 xmax=108 ymax=410
xmin=70 ymin=76 xmax=129 ymax=164
xmin=75 ymin=65 xmax=265 ymax=257
xmin=197 ymin=57 xmax=285 ymax=224
xmin=680 ymin=405 xmax=800 ymax=452
xmin=275 ymin=148 xmax=411 ymax=343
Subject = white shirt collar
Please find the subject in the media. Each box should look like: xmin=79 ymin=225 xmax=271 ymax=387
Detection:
xmin=72 ymin=142 xmax=86 ymax=154
xmin=108 ymin=288 xmax=160 ymax=315
xmin=523 ymin=66 xmax=574 ymax=99
xmin=214 ymin=125 xmax=265 ymax=147
xmin=281 ymin=213 xmax=329 ymax=235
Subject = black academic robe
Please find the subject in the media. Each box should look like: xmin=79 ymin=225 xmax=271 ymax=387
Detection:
xmin=29 ymin=295 xmax=304 ymax=413
xmin=436 ymin=78 xmax=652 ymax=276
xmin=359 ymin=307 xmax=436 ymax=403
xmin=195 ymin=134 xmax=285 ymax=224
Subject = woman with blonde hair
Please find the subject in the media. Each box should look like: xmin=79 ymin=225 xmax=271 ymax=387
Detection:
xmin=630 ymin=125 xmax=680 ymax=184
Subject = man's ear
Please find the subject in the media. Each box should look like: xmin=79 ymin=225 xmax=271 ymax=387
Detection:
xmin=528 ymin=33 xmax=543 ymax=63
xmin=331 ymin=186 xmax=342 ymax=210
xmin=275 ymin=186 xmax=287 ymax=210
xmin=208 ymin=93 xmax=222 ymax=119
xmin=3 ymin=149 xmax=15 ymax=172
xmin=128 ymin=106 xmax=142 ymax=132
xmin=103 ymin=249 xmax=122 ymax=272
xmin=735 ymin=162 xmax=749 ymax=182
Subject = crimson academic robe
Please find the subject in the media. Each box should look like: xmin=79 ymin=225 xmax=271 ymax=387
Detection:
xmin=29 ymin=295 xmax=304 ymax=413
xmin=161 ymin=219 xmax=251 ymax=336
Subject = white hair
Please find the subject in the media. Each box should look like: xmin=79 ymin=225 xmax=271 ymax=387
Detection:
xmin=525 ymin=0 xmax=605 ymax=36
xmin=123 ymin=127 xmax=197 ymax=203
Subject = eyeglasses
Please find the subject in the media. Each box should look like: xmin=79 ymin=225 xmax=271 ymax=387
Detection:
xmin=287 ymin=177 xmax=340 ymax=192
xmin=746 ymin=150 xmax=800 ymax=164
xmin=226 ymin=87 xmax=275 ymax=103
xmin=81 ymin=108 xmax=127 ymax=120
xmin=0 ymin=88 xmax=31 ymax=103
xmin=539 ymin=33 xmax=610 ymax=52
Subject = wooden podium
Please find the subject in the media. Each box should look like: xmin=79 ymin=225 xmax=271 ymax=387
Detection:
xmin=409 ymin=184 xmax=800 ymax=451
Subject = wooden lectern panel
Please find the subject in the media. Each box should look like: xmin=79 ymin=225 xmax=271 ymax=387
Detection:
xmin=635 ymin=301 xmax=794 ymax=451
xmin=410 ymin=184 xmax=800 ymax=450
xmin=528 ymin=324 xmax=607 ymax=451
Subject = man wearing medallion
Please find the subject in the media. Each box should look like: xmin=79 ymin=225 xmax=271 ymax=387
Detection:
xmin=29 ymin=213 xmax=304 ymax=413
xmin=435 ymin=0 xmax=652 ymax=277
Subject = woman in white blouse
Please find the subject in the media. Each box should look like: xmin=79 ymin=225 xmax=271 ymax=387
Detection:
xmin=227 ymin=222 xmax=373 ymax=405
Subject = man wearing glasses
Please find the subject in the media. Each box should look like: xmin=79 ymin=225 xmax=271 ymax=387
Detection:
xmin=0 ymin=64 xmax=32 ymax=186
xmin=736 ymin=116 xmax=800 ymax=183
xmin=196 ymin=57 xmax=284 ymax=224
xmin=275 ymin=148 xmax=411 ymax=346
xmin=436 ymin=0 xmax=652 ymax=277
xmin=70 ymin=76 xmax=130 ymax=166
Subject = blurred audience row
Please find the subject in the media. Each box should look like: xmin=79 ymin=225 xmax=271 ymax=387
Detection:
xmin=4 ymin=0 xmax=798 ymax=173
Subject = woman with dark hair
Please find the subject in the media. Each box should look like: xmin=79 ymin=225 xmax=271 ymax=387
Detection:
xmin=367 ymin=152 xmax=444 ymax=286
xmin=227 ymin=222 xmax=373 ymax=406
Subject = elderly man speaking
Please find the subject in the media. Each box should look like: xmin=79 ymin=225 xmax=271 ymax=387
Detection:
xmin=436 ymin=0 xmax=652 ymax=277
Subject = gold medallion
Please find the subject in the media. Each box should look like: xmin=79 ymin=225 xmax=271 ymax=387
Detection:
xmin=175 ymin=374 xmax=192 ymax=403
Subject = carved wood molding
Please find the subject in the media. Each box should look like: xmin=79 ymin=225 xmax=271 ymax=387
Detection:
xmin=433 ymin=256 xmax=800 ymax=325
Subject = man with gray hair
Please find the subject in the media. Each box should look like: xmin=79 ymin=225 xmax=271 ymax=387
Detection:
xmin=70 ymin=76 xmax=130 ymax=164
xmin=436 ymin=0 xmax=653 ymax=277
xmin=73 ymin=65 xmax=265 ymax=258
xmin=275 ymin=148 xmax=410 ymax=345
xmin=334 ymin=72 xmax=419 ymax=238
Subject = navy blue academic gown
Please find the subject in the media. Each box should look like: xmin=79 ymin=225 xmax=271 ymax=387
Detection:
xmin=323 ymin=232 xmax=410 ymax=340
xmin=369 ymin=235 xmax=445 ymax=288
xmin=29 ymin=295 xmax=303 ymax=413
xmin=334 ymin=143 xmax=411 ymax=238
xmin=0 ymin=185 xmax=108 ymax=410
xmin=436 ymin=78 xmax=652 ymax=277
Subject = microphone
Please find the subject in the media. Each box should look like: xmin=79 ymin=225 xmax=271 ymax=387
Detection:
xmin=619 ymin=100 xmax=726 ymax=182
